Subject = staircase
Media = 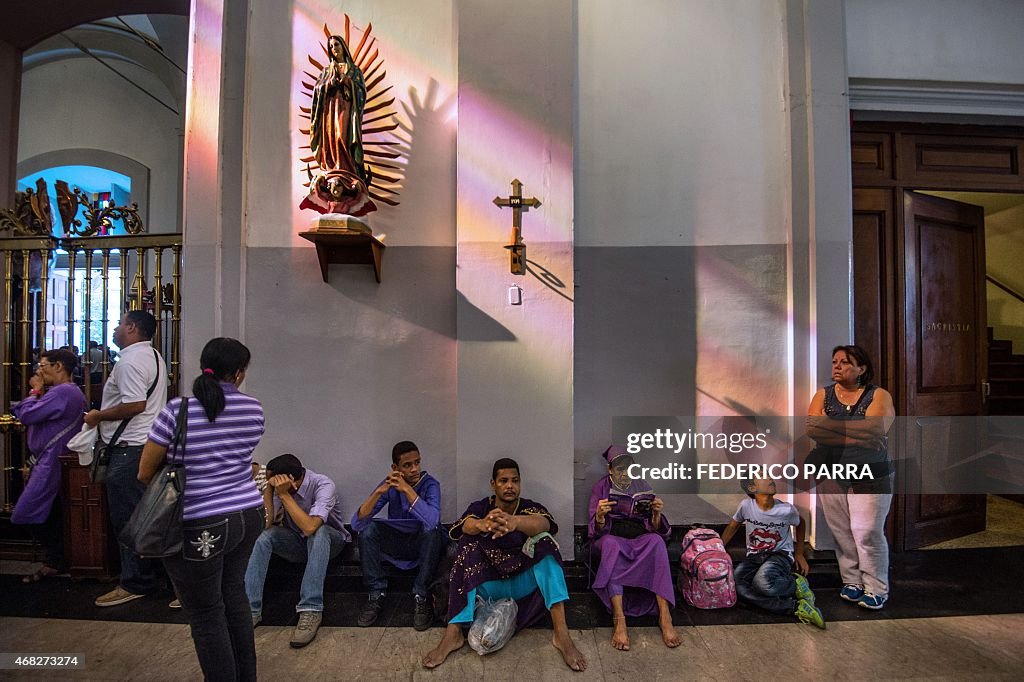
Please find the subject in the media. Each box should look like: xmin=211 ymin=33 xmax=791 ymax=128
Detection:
xmin=988 ymin=328 xmax=1024 ymax=415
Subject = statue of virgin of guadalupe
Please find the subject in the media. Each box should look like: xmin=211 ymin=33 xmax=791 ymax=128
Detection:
xmin=303 ymin=34 xmax=377 ymax=217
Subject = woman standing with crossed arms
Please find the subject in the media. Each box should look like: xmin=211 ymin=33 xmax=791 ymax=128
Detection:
xmin=807 ymin=345 xmax=895 ymax=610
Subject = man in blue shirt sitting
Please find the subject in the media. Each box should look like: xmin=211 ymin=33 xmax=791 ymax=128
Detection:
xmin=352 ymin=441 xmax=446 ymax=630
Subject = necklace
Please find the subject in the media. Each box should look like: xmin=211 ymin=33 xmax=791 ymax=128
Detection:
xmin=834 ymin=384 xmax=862 ymax=412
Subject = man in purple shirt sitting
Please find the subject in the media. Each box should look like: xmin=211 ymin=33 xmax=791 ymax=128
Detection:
xmin=244 ymin=453 xmax=350 ymax=647
xmin=352 ymin=441 xmax=446 ymax=630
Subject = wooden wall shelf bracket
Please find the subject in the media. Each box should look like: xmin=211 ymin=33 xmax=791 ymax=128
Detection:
xmin=298 ymin=230 xmax=386 ymax=283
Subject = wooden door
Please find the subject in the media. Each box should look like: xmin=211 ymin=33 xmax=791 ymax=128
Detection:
xmin=852 ymin=188 xmax=897 ymax=401
xmin=899 ymin=191 xmax=987 ymax=548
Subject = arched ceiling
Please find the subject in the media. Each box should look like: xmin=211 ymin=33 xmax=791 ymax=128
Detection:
xmin=0 ymin=0 xmax=187 ymax=51
xmin=24 ymin=16 xmax=189 ymax=112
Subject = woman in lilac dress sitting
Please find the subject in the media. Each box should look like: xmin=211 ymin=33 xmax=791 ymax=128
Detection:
xmin=588 ymin=445 xmax=680 ymax=650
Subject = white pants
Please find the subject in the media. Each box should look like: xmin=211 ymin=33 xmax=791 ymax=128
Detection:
xmin=820 ymin=486 xmax=893 ymax=596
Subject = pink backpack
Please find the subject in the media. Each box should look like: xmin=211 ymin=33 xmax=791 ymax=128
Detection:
xmin=678 ymin=527 xmax=736 ymax=609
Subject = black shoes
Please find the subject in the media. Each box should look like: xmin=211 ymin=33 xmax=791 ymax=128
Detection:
xmin=357 ymin=592 xmax=385 ymax=627
xmin=358 ymin=592 xmax=433 ymax=629
xmin=413 ymin=594 xmax=433 ymax=631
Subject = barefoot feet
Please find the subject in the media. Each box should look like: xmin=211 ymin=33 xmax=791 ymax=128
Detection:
xmin=552 ymin=630 xmax=587 ymax=672
xmin=421 ymin=625 xmax=465 ymax=669
xmin=611 ymin=620 xmax=630 ymax=651
xmin=659 ymin=616 xmax=682 ymax=648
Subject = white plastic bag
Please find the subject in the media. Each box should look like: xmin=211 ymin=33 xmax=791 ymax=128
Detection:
xmin=67 ymin=424 xmax=98 ymax=465
xmin=467 ymin=597 xmax=518 ymax=656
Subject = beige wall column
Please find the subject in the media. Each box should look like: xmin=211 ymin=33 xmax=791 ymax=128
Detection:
xmin=456 ymin=0 xmax=576 ymax=552
xmin=785 ymin=0 xmax=853 ymax=549
xmin=180 ymin=0 xmax=248 ymax=382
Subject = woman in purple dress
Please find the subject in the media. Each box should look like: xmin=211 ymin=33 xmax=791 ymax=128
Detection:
xmin=11 ymin=348 xmax=86 ymax=582
xmin=588 ymin=445 xmax=679 ymax=650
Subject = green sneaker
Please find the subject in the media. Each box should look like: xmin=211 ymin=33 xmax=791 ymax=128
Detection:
xmin=793 ymin=573 xmax=814 ymax=605
xmin=794 ymin=598 xmax=826 ymax=630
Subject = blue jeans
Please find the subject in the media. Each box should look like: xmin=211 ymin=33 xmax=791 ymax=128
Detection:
xmin=358 ymin=520 xmax=448 ymax=598
xmin=105 ymin=445 xmax=159 ymax=594
xmin=244 ymin=524 xmax=346 ymax=614
xmin=734 ymin=552 xmax=796 ymax=615
xmin=163 ymin=506 xmax=263 ymax=682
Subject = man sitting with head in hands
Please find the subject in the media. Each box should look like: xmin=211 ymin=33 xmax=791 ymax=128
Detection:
xmin=244 ymin=453 xmax=350 ymax=648
xmin=422 ymin=457 xmax=586 ymax=672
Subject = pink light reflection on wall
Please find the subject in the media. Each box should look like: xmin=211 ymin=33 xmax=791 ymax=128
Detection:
xmin=457 ymin=91 xmax=573 ymax=245
xmin=695 ymin=248 xmax=791 ymax=418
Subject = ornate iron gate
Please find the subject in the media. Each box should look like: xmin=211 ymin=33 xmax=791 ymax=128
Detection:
xmin=0 ymin=234 xmax=183 ymax=514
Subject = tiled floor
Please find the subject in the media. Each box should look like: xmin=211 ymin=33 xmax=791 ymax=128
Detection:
xmin=1 ymin=614 xmax=1022 ymax=680
xmin=4 ymin=504 xmax=1023 ymax=679
xmin=7 ymin=544 xmax=1024 ymax=628
xmin=923 ymin=495 xmax=1024 ymax=550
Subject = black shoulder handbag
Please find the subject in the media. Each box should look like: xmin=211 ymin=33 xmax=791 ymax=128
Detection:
xmin=119 ymin=398 xmax=189 ymax=558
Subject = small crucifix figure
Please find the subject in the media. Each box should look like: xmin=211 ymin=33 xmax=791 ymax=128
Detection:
xmin=493 ymin=178 xmax=541 ymax=275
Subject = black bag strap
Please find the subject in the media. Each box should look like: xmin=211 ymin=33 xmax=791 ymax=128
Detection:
xmin=103 ymin=349 xmax=162 ymax=446
xmin=167 ymin=397 xmax=189 ymax=465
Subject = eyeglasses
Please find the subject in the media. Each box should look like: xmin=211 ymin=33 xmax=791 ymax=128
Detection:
xmin=37 ymin=362 xmax=54 ymax=369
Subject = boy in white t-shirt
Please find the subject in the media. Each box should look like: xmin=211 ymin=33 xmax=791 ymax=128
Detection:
xmin=721 ymin=478 xmax=825 ymax=629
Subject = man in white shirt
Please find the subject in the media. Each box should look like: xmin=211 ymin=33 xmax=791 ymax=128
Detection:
xmin=84 ymin=310 xmax=168 ymax=607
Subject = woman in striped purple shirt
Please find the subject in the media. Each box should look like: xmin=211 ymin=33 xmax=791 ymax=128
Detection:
xmin=139 ymin=338 xmax=264 ymax=682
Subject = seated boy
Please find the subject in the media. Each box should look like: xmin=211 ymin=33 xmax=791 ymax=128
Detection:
xmin=352 ymin=441 xmax=446 ymax=630
xmin=721 ymin=478 xmax=825 ymax=629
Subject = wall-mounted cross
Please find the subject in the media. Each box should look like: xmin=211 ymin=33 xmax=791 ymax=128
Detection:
xmin=494 ymin=179 xmax=541 ymax=275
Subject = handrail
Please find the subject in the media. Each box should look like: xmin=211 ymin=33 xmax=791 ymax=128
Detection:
xmin=987 ymin=275 xmax=1024 ymax=306
xmin=0 ymin=233 xmax=183 ymax=250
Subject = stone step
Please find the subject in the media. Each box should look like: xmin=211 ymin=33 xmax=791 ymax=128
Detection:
xmin=990 ymin=378 xmax=1024 ymax=396
xmin=990 ymin=347 xmax=1014 ymax=362
xmin=988 ymin=396 xmax=1024 ymax=415
xmin=990 ymin=361 xmax=1024 ymax=379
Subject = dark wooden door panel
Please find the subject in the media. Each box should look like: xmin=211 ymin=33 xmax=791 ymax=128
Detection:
xmin=903 ymin=192 xmax=987 ymax=415
xmin=899 ymin=192 xmax=988 ymax=549
xmin=61 ymin=457 xmax=117 ymax=578
xmin=901 ymin=494 xmax=986 ymax=547
xmin=851 ymin=132 xmax=894 ymax=185
xmin=853 ymin=188 xmax=897 ymax=400
xmin=899 ymin=134 xmax=1024 ymax=190
xmin=852 ymin=123 xmax=1024 ymax=551
xmin=917 ymin=220 xmax=979 ymax=395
